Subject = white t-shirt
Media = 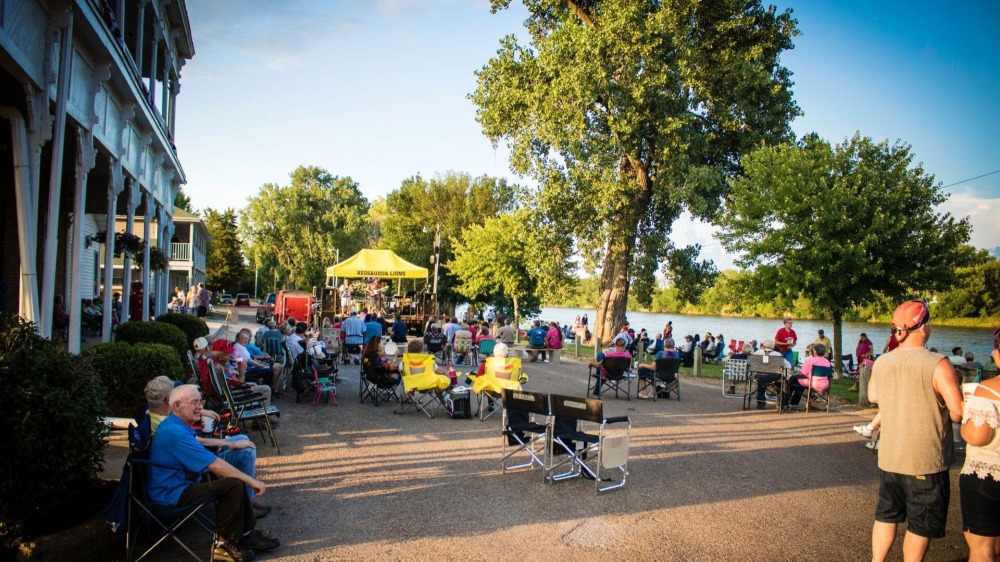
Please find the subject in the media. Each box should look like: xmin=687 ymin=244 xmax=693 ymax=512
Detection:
xmin=230 ymin=342 xmax=251 ymax=364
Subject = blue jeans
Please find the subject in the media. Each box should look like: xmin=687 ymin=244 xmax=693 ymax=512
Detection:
xmin=218 ymin=435 xmax=258 ymax=501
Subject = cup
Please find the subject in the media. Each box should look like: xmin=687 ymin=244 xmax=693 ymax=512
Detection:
xmin=201 ymin=415 xmax=215 ymax=434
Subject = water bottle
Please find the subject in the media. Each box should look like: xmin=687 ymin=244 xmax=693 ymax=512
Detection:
xmin=447 ymin=363 xmax=457 ymax=387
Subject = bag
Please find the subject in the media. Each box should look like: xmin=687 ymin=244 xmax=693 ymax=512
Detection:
xmin=445 ymin=387 xmax=471 ymax=419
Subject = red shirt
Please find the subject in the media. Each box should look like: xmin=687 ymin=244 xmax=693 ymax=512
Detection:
xmin=884 ymin=334 xmax=900 ymax=352
xmin=774 ymin=327 xmax=797 ymax=352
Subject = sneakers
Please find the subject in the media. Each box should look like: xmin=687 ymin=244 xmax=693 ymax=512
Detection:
xmin=238 ymin=529 xmax=280 ymax=552
xmin=214 ymin=540 xmax=255 ymax=561
xmin=866 ymin=440 xmax=879 ymax=451
xmin=543 ymin=359 xmax=550 ymax=363
xmin=853 ymin=425 xmax=873 ymax=438
xmin=252 ymin=502 xmax=272 ymax=520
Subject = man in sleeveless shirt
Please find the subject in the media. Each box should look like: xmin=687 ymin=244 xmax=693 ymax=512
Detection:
xmin=868 ymin=300 xmax=964 ymax=562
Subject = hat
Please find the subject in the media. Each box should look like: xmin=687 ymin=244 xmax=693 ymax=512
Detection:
xmin=144 ymin=376 xmax=174 ymax=405
xmin=210 ymin=339 xmax=234 ymax=354
xmin=193 ymin=337 xmax=209 ymax=351
xmin=892 ymin=300 xmax=930 ymax=331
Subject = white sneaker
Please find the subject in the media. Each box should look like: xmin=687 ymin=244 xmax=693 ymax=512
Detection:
xmin=853 ymin=425 xmax=873 ymax=438
xmin=866 ymin=440 xmax=878 ymax=450
xmin=543 ymin=359 xmax=549 ymax=363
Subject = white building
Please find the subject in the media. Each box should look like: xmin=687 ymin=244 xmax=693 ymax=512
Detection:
xmin=0 ymin=0 xmax=195 ymax=352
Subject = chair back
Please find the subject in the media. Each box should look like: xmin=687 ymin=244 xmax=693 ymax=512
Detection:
xmin=746 ymin=354 xmax=786 ymax=375
xmin=549 ymin=394 xmax=603 ymax=424
xmin=654 ymin=357 xmax=681 ymax=376
xmin=811 ymin=365 xmax=834 ymax=379
xmin=601 ymin=356 xmax=631 ymax=380
xmin=502 ymin=388 xmax=549 ymax=416
xmin=486 ymin=357 xmax=523 ymax=381
xmin=262 ymin=330 xmax=283 ymax=358
xmin=453 ymin=332 xmax=472 ymax=353
xmin=723 ymin=357 xmax=749 ymax=380
xmin=402 ymin=353 xmax=436 ymax=377
xmin=186 ymin=351 xmax=199 ymax=378
xmin=478 ymin=338 xmax=497 ymax=357
xmin=362 ymin=355 xmax=396 ymax=387
xmin=208 ymin=363 xmax=235 ymax=412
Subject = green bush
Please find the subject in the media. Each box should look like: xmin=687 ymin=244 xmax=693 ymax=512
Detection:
xmin=114 ymin=320 xmax=188 ymax=359
xmin=87 ymin=341 xmax=182 ymax=413
xmin=0 ymin=314 xmax=107 ymax=539
xmin=154 ymin=313 xmax=209 ymax=346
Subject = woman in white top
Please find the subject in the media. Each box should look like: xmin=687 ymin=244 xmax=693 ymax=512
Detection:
xmin=959 ymin=327 xmax=1000 ymax=561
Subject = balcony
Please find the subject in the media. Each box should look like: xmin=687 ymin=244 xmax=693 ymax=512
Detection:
xmin=171 ymin=242 xmax=191 ymax=261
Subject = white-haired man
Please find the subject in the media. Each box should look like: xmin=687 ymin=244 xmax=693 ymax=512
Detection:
xmin=149 ymin=385 xmax=279 ymax=560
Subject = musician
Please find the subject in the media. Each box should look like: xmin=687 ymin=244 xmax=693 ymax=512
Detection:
xmin=339 ymin=279 xmax=353 ymax=314
xmin=367 ymin=278 xmax=384 ymax=312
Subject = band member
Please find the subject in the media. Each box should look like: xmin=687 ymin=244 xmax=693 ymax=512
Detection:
xmin=367 ymin=278 xmax=384 ymax=313
xmin=339 ymin=279 xmax=353 ymax=314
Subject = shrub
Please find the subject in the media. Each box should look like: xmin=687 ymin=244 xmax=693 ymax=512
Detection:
xmin=114 ymin=320 xmax=188 ymax=359
xmin=154 ymin=313 xmax=208 ymax=346
xmin=86 ymin=342 xmax=182 ymax=414
xmin=0 ymin=314 xmax=107 ymax=539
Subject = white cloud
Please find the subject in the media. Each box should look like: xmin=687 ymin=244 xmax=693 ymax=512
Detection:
xmin=939 ymin=188 xmax=1000 ymax=251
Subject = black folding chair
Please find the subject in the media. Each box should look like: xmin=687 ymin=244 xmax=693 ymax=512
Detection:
xmin=587 ymin=356 xmax=633 ymax=400
xmin=360 ymin=356 xmax=401 ymax=406
xmin=652 ymin=357 xmax=681 ymax=401
xmin=744 ymin=355 xmax=788 ymax=412
xmin=547 ymin=394 xmax=630 ymax=493
xmin=210 ymin=367 xmax=281 ymax=453
xmin=805 ymin=365 xmax=834 ymax=412
xmin=501 ymin=389 xmax=551 ymax=479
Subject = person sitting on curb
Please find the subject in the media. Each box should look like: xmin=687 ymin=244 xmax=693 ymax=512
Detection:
xmin=149 ymin=385 xmax=279 ymax=561
xmin=143 ymin=376 xmax=271 ymax=520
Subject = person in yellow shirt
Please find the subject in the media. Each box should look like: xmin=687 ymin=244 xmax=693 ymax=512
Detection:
xmin=814 ymin=329 xmax=832 ymax=358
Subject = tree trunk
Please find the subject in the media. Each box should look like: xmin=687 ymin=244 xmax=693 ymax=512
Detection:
xmin=594 ymin=234 xmax=631 ymax=348
xmin=832 ymin=310 xmax=843 ymax=379
xmin=513 ymin=295 xmax=520 ymax=344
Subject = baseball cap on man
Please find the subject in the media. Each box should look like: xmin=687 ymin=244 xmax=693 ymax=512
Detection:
xmin=210 ymin=339 xmax=234 ymax=354
xmin=144 ymin=376 xmax=174 ymax=406
xmin=193 ymin=337 xmax=209 ymax=351
xmin=892 ymin=300 xmax=930 ymax=332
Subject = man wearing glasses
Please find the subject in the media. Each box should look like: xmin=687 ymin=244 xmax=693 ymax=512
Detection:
xmin=149 ymin=385 xmax=279 ymax=560
xmin=868 ymin=301 xmax=964 ymax=562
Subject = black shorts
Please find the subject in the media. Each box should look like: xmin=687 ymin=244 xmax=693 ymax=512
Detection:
xmin=875 ymin=469 xmax=950 ymax=538
xmin=960 ymin=473 xmax=1000 ymax=537
xmin=344 ymin=343 xmax=361 ymax=354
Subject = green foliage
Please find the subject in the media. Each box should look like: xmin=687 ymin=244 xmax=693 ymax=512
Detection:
xmin=448 ymin=206 xmax=574 ymax=320
xmin=717 ymin=133 xmax=972 ymax=367
xmin=155 ymin=312 xmax=209 ymax=346
xmin=472 ymin=0 xmax=800 ymax=340
xmin=935 ymin=249 xmax=1000 ymax=318
xmin=174 ymin=189 xmax=198 ymax=215
xmin=204 ymin=207 xmax=249 ymax=293
xmin=377 ymin=172 xmax=519 ymax=308
xmin=0 ymin=315 xmax=107 ymax=538
xmin=87 ymin=341 xmax=182 ymax=414
xmin=114 ymin=320 xmax=189 ymax=360
xmin=241 ymin=166 xmax=370 ymax=290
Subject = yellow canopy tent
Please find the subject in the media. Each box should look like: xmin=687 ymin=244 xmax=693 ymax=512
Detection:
xmin=326 ymin=249 xmax=428 ymax=280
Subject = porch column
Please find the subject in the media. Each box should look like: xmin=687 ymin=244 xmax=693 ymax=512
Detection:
xmin=102 ymin=162 xmax=124 ymax=340
xmin=141 ymin=191 xmax=152 ymax=321
xmin=121 ymin=178 xmax=138 ymax=323
xmin=39 ymin=8 xmax=74 ymax=338
xmin=67 ymin=129 xmax=96 ymax=353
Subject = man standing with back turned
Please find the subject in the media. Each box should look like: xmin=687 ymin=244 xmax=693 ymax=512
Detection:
xmin=868 ymin=300 xmax=963 ymax=562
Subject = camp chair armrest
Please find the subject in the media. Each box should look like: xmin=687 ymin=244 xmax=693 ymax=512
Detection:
xmin=604 ymin=416 xmax=630 ymax=425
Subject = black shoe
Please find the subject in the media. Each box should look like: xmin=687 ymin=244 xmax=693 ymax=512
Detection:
xmin=214 ymin=540 xmax=255 ymax=561
xmin=253 ymin=507 xmax=268 ymax=519
xmin=238 ymin=529 xmax=281 ymax=552
xmin=756 ymin=402 xmax=768 ymax=410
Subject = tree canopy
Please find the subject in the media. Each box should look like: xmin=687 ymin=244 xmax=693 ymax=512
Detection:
xmin=375 ymin=172 xmax=519 ymax=310
xmin=717 ymin=133 xmax=972 ymax=372
xmin=240 ymin=166 xmax=370 ymax=290
xmin=203 ymin=208 xmax=247 ymax=293
xmin=473 ymin=0 xmax=801 ymax=346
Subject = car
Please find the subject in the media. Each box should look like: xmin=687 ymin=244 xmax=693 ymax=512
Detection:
xmin=264 ymin=293 xmax=276 ymax=307
xmin=235 ymin=293 xmax=251 ymax=306
xmin=218 ymin=293 xmax=233 ymax=305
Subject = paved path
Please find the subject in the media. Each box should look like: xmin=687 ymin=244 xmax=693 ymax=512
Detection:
xmin=121 ymin=308 xmax=973 ymax=561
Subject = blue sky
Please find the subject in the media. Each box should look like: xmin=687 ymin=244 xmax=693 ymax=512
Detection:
xmin=175 ymin=1 xmax=1000 ymax=269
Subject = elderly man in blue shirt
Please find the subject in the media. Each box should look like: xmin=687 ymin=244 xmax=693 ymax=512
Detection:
xmin=149 ymin=384 xmax=279 ymax=560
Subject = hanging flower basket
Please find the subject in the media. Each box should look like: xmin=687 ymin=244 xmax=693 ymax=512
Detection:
xmin=85 ymin=230 xmax=146 ymax=260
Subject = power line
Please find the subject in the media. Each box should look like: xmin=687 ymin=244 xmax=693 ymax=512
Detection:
xmin=941 ymin=169 xmax=1000 ymax=190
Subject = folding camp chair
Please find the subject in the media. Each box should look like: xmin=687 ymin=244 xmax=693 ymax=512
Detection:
xmin=804 ymin=365 xmax=834 ymax=412
xmin=652 ymin=357 xmax=681 ymax=401
xmin=124 ymin=447 xmax=216 ymax=562
xmin=397 ymin=353 xmax=449 ymax=418
xmin=475 ymin=338 xmax=496 ymax=366
xmin=360 ymin=355 xmax=401 ymax=406
xmin=587 ymin=356 xmax=633 ymax=400
xmin=840 ymin=354 xmax=859 ymax=380
xmin=547 ymin=394 xmax=630 ymax=493
xmin=502 ymin=389 xmax=550 ymax=478
xmin=308 ymin=352 xmax=337 ymax=407
xmin=452 ymin=331 xmax=473 ymax=365
xmin=474 ymin=357 xmax=526 ymax=421
xmin=722 ymin=357 xmax=749 ymax=398
xmin=210 ymin=367 xmax=281 ymax=453
xmin=744 ymin=355 xmax=788 ymax=412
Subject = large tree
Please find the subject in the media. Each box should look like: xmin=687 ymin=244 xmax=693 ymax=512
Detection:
xmin=376 ymin=172 xmax=519 ymax=310
xmin=716 ymin=133 xmax=972 ymax=375
xmin=448 ymin=207 xmax=574 ymax=324
xmin=472 ymin=0 xmax=801 ymax=346
xmin=203 ymin=208 xmax=248 ymax=293
xmin=241 ymin=166 xmax=370 ymax=290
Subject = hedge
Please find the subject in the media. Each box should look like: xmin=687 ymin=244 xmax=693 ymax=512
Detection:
xmin=154 ymin=313 xmax=209 ymax=346
xmin=114 ymin=320 xmax=188 ymax=359
xmin=0 ymin=315 xmax=107 ymax=538
xmin=87 ymin=341 xmax=183 ymax=411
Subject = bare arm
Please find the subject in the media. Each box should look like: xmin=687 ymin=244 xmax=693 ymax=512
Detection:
xmin=932 ymin=358 xmax=963 ymax=423
xmin=867 ymin=369 xmax=879 ymax=404
xmin=197 ymin=436 xmax=255 ymax=450
xmin=207 ymin=457 xmax=265 ymax=496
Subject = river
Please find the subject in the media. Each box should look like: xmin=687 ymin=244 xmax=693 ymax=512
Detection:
xmin=525 ymin=307 xmax=997 ymax=364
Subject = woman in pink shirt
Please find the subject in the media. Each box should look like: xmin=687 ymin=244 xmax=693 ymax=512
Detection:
xmin=784 ymin=343 xmax=832 ymax=409
xmin=545 ymin=322 xmax=563 ymax=350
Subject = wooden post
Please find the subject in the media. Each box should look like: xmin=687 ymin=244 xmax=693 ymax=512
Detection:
xmin=859 ymin=363 xmax=871 ymax=407
xmin=693 ymin=347 xmax=702 ymax=377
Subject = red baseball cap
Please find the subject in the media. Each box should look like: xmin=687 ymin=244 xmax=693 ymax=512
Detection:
xmin=892 ymin=300 xmax=930 ymax=331
xmin=210 ymin=339 xmax=234 ymax=354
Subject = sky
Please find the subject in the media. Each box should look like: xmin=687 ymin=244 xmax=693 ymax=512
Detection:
xmin=175 ymin=0 xmax=1000 ymax=271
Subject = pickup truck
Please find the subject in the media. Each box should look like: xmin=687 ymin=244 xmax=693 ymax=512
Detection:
xmin=217 ymin=293 xmax=233 ymax=305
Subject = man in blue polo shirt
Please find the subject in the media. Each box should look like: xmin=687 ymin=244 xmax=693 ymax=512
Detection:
xmin=149 ymin=385 xmax=279 ymax=560
xmin=341 ymin=310 xmax=366 ymax=364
